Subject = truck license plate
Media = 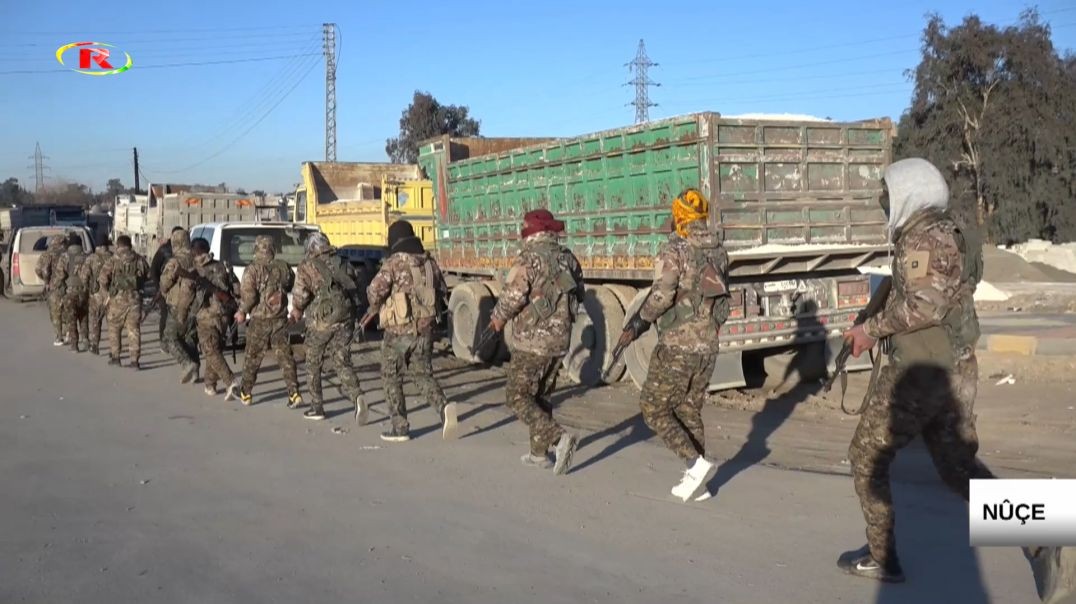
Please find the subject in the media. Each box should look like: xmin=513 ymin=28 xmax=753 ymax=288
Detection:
xmin=762 ymin=279 xmax=799 ymax=293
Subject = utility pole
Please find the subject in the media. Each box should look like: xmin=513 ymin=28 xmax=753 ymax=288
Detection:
xmin=323 ymin=23 xmax=337 ymax=162
xmin=625 ymin=39 xmax=659 ymax=124
xmin=27 ymin=142 xmax=49 ymax=194
xmin=133 ymin=147 xmax=140 ymax=192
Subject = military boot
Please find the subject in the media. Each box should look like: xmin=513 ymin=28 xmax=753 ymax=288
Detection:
xmin=440 ymin=402 xmax=460 ymax=440
xmin=180 ymin=363 xmax=198 ymax=384
xmin=553 ymin=433 xmax=578 ymax=476
xmin=354 ymin=394 xmax=369 ymax=426
xmin=521 ymin=453 xmax=553 ymax=470
xmin=837 ymin=545 xmax=905 ymax=583
xmin=303 ymin=404 xmax=326 ymax=421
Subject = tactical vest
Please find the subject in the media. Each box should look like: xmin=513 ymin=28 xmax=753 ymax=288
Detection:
xmin=64 ymin=251 xmax=89 ymax=297
xmin=111 ymin=257 xmax=141 ymax=295
xmin=258 ymin=259 xmax=292 ymax=315
xmin=310 ymin=255 xmax=357 ymax=325
xmin=656 ymin=245 xmax=730 ymax=333
xmin=88 ymin=254 xmax=109 ymax=294
xmin=519 ymin=245 xmax=579 ymax=323
xmin=890 ymin=218 xmax=981 ymax=370
xmin=380 ymin=255 xmax=437 ymax=328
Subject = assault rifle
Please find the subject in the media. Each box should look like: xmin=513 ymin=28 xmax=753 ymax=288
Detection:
xmin=824 ymin=276 xmax=893 ymax=414
xmin=140 ymin=291 xmax=163 ymax=324
xmin=357 ymin=310 xmax=376 ymax=344
xmin=602 ymin=312 xmax=652 ymax=382
xmin=225 ymin=319 xmax=239 ymax=364
xmin=471 ymin=324 xmax=500 ymax=357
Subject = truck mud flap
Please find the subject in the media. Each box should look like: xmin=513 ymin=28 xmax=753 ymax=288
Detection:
xmin=708 ymin=350 xmax=745 ymax=391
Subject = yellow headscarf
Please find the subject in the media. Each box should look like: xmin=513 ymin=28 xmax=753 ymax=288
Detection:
xmin=672 ymin=188 xmax=709 ymax=237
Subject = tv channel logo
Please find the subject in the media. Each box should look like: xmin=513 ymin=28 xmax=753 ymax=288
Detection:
xmin=55 ymin=42 xmax=132 ymax=76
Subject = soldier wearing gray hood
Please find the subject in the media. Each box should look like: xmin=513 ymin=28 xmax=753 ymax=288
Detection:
xmin=838 ymin=159 xmax=1071 ymax=600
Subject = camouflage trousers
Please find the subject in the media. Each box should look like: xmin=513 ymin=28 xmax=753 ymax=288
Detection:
xmin=88 ymin=292 xmax=108 ymax=350
xmin=240 ymin=317 xmax=299 ymax=397
xmin=848 ymin=355 xmax=994 ymax=567
xmin=381 ymin=331 xmax=447 ymax=432
xmin=62 ymin=294 xmax=89 ymax=349
xmin=107 ymin=293 xmax=142 ymax=362
xmin=196 ymin=312 xmax=234 ymax=391
xmin=47 ymin=290 xmax=65 ymax=340
xmin=305 ymin=322 xmax=363 ymax=409
xmin=504 ymin=350 xmax=565 ymax=456
xmin=161 ymin=306 xmax=199 ymax=369
xmin=639 ymin=343 xmax=716 ymax=463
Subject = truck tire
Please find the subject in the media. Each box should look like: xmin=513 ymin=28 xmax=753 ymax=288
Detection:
xmin=482 ymin=280 xmax=511 ymax=363
xmin=448 ymin=281 xmax=498 ymax=364
xmin=622 ymin=288 xmax=659 ymax=388
xmin=563 ymin=285 xmax=629 ymax=386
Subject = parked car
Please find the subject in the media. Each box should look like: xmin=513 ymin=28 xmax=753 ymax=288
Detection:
xmin=3 ymin=226 xmax=94 ymax=300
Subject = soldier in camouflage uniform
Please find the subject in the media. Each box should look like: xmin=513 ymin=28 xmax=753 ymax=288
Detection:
xmin=79 ymin=239 xmax=112 ymax=354
xmin=838 ymin=158 xmax=995 ymax=583
xmin=234 ymin=235 xmax=301 ymax=407
xmin=54 ymin=233 xmax=91 ymax=353
xmin=189 ymin=238 xmax=240 ymax=400
xmin=36 ymin=234 xmax=67 ymax=345
xmin=489 ymin=210 xmax=583 ymax=474
xmin=364 ymin=221 xmax=456 ymax=442
xmin=290 ymin=232 xmax=368 ymax=421
xmin=99 ymin=235 xmax=149 ymax=368
xmin=618 ymin=189 xmax=730 ymax=502
xmin=159 ymin=229 xmax=201 ymax=381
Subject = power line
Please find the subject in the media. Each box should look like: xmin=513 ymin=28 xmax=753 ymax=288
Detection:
xmin=625 ymin=39 xmax=659 ymax=124
xmin=139 ymin=41 xmax=322 ymax=155
xmin=0 ymin=52 xmax=322 ymax=75
xmin=145 ymin=54 xmax=321 ymax=174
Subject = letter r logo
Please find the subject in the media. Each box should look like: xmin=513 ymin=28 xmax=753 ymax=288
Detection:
xmin=80 ymin=47 xmax=113 ymax=69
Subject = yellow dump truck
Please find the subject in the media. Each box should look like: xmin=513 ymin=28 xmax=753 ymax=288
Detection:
xmin=294 ymin=161 xmax=436 ymax=250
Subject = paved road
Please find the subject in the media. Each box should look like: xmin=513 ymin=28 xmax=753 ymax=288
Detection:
xmin=0 ymin=299 xmax=1043 ymax=603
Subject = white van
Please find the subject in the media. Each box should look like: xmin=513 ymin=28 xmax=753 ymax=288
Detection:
xmin=3 ymin=226 xmax=94 ymax=300
xmin=189 ymin=222 xmax=322 ymax=317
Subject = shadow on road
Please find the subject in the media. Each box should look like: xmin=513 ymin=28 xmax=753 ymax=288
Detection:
xmin=571 ymin=413 xmax=651 ymax=474
xmin=704 ymin=303 xmax=824 ymax=495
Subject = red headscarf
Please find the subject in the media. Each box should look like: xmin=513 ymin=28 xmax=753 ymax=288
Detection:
xmin=521 ymin=209 xmax=565 ymax=239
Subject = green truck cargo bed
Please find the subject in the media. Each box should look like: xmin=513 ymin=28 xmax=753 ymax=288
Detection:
xmin=419 ymin=113 xmax=891 ymax=281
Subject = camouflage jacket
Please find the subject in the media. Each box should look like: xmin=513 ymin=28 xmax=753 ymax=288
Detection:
xmin=35 ymin=246 xmax=62 ymax=286
xmin=194 ymin=255 xmax=238 ymax=320
xmin=238 ymin=258 xmax=294 ymax=320
xmin=491 ymin=232 xmax=584 ymax=356
xmin=865 ymin=208 xmax=979 ymax=360
xmin=639 ymin=221 xmax=730 ymax=354
xmin=293 ymin=251 xmax=361 ymax=329
xmin=99 ymin=248 xmax=149 ymax=302
xmin=160 ymin=250 xmax=199 ymax=315
xmin=367 ymin=251 xmax=447 ymax=336
xmin=78 ymin=248 xmax=112 ymax=297
xmin=53 ymin=245 xmax=89 ymax=300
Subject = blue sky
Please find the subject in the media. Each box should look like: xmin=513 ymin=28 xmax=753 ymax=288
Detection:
xmin=1 ymin=0 xmax=1074 ymax=195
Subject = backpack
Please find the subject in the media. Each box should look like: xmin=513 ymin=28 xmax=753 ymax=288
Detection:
xmin=656 ymin=245 xmax=730 ymax=333
xmin=522 ymin=245 xmax=578 ymax=322
xmin=379 ymin=255 xmax=437 ymax=328
xmin=111 ymin=256 xmax=140 ymax=295
xmin=64 ymin=251 xmax=89 ymax=297
xmin=310 ymin=255 xmax=357 ymax=324
xmin=258 ymin=259 xmax=293 ymax=315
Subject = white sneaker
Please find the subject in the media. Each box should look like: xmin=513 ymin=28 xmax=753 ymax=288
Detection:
xmin=441 ymin=402 xmax=459 ymax=440
xmin=53 ymin=339 xmax=64 ymax=347
xmin=670 ymin=457 xmax=717 ymax=502
xmin=354 ymin=394 xmax=369 ymax=426
xmin=203 ymin=385 xmax=216 ymax=397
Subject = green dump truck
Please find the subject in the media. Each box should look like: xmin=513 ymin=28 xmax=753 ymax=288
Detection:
xmin=418 ymin=112 xmax=892 ymax=390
